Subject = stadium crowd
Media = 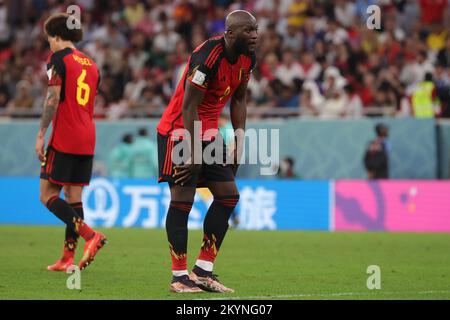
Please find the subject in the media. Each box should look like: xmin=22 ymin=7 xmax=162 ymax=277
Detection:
xmin=0 ymin=0 xmax=449 ymax=119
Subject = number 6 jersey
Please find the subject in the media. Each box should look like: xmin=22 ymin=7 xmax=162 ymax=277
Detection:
xmin=46 ymin=48 xmax=100 ymax=155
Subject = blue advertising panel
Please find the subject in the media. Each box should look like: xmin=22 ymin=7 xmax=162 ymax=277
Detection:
xmin=0 ymin=177 xmax=331 ymax=230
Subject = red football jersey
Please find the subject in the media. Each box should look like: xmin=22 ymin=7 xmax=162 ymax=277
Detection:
xmin=47 ymin=48 xmax=99 ymax=155
xmin=157 ymin=36 xmax=255 ymax=141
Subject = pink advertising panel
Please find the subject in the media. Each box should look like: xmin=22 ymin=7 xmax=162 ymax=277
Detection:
xmin=334 ymin=181 xmax=450 ymax=232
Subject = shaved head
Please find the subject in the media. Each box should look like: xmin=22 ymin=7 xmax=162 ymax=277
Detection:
xmin=225 ymin=10 xmax=256 ymax=32
xmin=223 ymin=10 xmax=258 ymax=56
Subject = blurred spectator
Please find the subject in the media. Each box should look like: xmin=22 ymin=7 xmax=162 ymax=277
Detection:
xmin=334 ymin=0 xmax=356 ymax=28
xmin=437 ymin=37 xmax=450 ymax=68
xmin=343 ymin=84 xmax=363 ymax=118
xmin=108 ymin=133 xmax=134 ymax=178
xmin=299 ymin=51 xmax=321 ymax=81
xmin=364 ymin=123 xmax=390 ymax=180
xmin=0 ymin=74 xmax=10 ymax=111
xmin=319 ymin=87 xmax=346 ymax=118
xmin=0 ymin=0 xmax=10 ymax=45
xmin=153 ymin=14 xmax=181 ymax=54
xmin=277 ymin=157 xmax=298 ymax=179
xmin=130 ymin=86 xmax=165 ymax=115
xmin=286 ymin=0 xmax=309 ymax=29
xmin=419 ymin=0 xmax=448 ymax=26
xmin=123 ymin=0 xmax=146 ymax=27
xmin=400 ymin=50 xmax=434 ymax=94
xmin=275 ymin=49 xmax=303 ymax=87
xmin=283 ymin=24 xmax=302 ymax=52
xmin=426 ymin=23 xmax=448 ymax=52
xmin=277 ymin=84 xmax=300 ymax=108
xmin=247 ymin=68 xmax=271 ymax=105
xmin=434 ymin=63 xmax=450 ymax=118
xmin=324 ymin=18 xmax=349 ymax=46
xmin=410 ymin=72 xmax=440 ymax=117
xmin=323 ymin=66 xmax=347 ymax=98
xmin=130 ymin=128 xmax=158 ymax=178
xmin=6 ymin=80 xmax=35 ymax=116
xmin=299 ymin=80 xmax=323 ymax=117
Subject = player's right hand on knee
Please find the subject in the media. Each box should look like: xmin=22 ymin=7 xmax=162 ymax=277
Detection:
xmin=173 ymin=164 xmax=201 ymax=186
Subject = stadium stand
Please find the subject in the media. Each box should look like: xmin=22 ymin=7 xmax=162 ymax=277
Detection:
xmin=0 ymin=0 xmax=449 ymax=119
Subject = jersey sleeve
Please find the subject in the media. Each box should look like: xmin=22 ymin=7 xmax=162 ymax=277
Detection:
xmin=46 ymin=52 xmax=66 ymax=86
xmin=186 ymin=40 xmax=223 ymax=91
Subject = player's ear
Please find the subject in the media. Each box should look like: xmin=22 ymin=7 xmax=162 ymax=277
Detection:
xmin=226 ymin=29 xmax=234 ymax=39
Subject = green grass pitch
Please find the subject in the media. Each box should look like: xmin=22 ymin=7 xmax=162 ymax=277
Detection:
xmin=1 ymin=225 xmax=450 ymax=300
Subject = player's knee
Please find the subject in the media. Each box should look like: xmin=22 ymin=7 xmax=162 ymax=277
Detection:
xmin=230 ymin=193 xmax=240 ymax=204
xmin=39 ymin=193 xmax=47 ymax=206
xmin=63 ymin=186 xmax=82 ymax=203
xmin=63 ymin=188 xmax=71 ymax=202
xmin=39 ymin=191 xmax=58 ymax=207
xmin=215 ymin=193 xmax=240 ymax=208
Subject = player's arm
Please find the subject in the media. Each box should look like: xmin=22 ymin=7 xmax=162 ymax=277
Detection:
xmin=35 ymin=70 xmax=61 ymax=162
xmin=230 ymin=81 xmax=248 ymax=175
xmin=173 ymin=82 xmax=205 ymax=185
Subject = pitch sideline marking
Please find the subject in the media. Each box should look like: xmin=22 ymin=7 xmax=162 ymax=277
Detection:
xmin=194 ymin=290 xmax=450 ymax=300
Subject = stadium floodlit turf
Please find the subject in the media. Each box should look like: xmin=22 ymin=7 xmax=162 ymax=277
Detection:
xmin=1 ymin=225 xmax=449 ymax=300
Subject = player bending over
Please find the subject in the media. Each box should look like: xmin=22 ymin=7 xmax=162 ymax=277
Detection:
xmin=35 ymin=13 xmax=106 ymax=272
xmin=157 ymin=10 xmax=258 ymax=293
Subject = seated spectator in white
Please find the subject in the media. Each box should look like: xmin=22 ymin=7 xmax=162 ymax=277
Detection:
xmin=150 ymin=8 xmax=175 ymax=34
xmin=322 ymin=66 xmax=347 ymax=98
xmin=275 ymin=49 xmax=303 ymax=87
xmin=324 ymin=18 xmax=349 ymax=45
xmin=342 ymin=84 xmax=363 ymax=118
xmin=106 ymin=99 xmax=130 ymax=120
xmin=400 ymin=50 xmax=434 ymax=95
xmin=124 ymin=69 xmax=147 ymax=105
xmin=153 ymin=19 xmax=181 ymax=54
xmin=247 ymin=69 xmax=271 ymax=105
xmin=319 ymin=88 xmax=347 ymax=119
xmin=299 ymin=80 xmax=324 ymax=117
xmin=334 ymin=0 xmax=356 ymax=28
xmin=299 ymin=51 xmax=321 ymax=81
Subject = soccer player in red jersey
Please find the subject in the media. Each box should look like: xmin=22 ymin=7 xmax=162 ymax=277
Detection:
xmin=157 ymin=10 xmax=258 ymax=293
xmin=35 ymin=13 xmax=106 ymax=272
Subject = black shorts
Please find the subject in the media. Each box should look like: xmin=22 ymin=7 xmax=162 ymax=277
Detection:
xmin=157 ymin=133 xmax=235 ymax=187
xmin=40 ymin=146 xmax=94 ymax=186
